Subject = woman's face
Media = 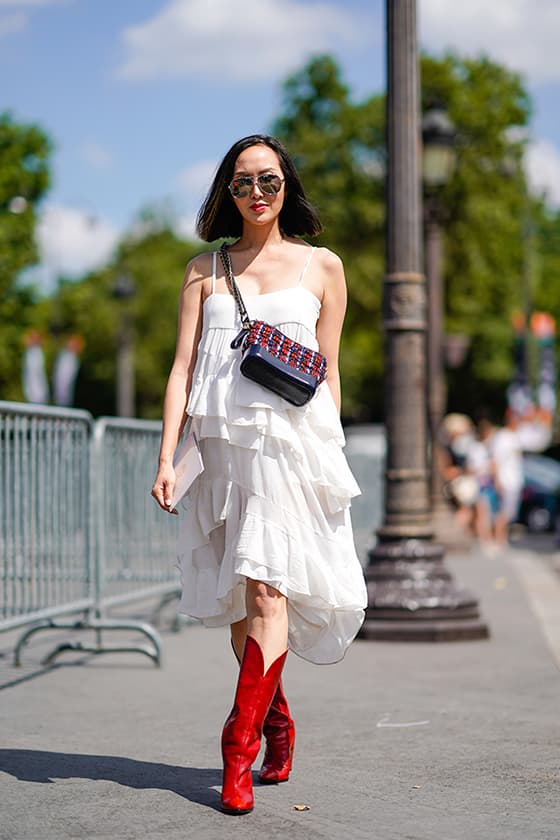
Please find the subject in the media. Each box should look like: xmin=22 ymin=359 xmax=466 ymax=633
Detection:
xmin=229 ymin=144 xmax=285 ymax=227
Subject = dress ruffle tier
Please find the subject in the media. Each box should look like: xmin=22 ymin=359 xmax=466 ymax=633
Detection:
xmin=176 ymin=294 xmax=367 ymax=664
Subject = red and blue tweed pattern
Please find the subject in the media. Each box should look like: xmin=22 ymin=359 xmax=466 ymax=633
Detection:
xmin=243 ymin=320 xmax=327 ymax=383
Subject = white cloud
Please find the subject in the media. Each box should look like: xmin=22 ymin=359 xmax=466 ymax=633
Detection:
xmin=420 ymin=0 xmax=560 ymax=84
xmin=174 ymin=213 xmax=198 ymax=241
xmin=28 ymin=205 xmax=120 ymax=292
xmin=80 ymin=141 xmax=114 ymax=171
xmin=526 ymin=139 xmax=560 ymax=207
xmin=0 ymin=0 xmax=68 ymax=38
xmin=173 ymin=159 xmax=218 ymax=241
xmin=178 ymin=159 xmax=216 ymax=201
xmin=0 ymin=11 xmax=25 ymax=34
xmin=117 ymin=0 xmax=368 ymax=83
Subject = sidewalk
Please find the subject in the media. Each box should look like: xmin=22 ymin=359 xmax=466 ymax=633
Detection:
xmin=1 ymin=546 xmax=559 ymax=840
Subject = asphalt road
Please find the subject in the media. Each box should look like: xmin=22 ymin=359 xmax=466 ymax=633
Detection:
xmin=1 ymin=541 xmax=559 ymax=840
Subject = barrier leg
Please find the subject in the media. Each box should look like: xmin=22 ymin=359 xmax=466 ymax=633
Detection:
xmin=14 ymin=617 xmax=163 ymax=667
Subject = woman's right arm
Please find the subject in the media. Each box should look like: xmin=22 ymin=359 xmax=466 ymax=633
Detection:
xmin=151 ymin=255 xmax=208 ymax=512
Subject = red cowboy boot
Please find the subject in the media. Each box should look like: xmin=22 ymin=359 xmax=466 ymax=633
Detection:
xmin=230 ymin=638 xmax=295 ymax=784
xmin=221 ymin=637 xmax=287 ymax=814
xmin=258 ymin=679 xmax=295 ymax=783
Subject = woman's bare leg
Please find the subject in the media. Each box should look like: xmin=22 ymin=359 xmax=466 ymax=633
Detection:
xmin=230 ymin=581 xmax=288 ymax=669
xmin=245 ymin=579 xmax=288 ymax=671
xmin=230 ymin=617 xmax=247 ymax=661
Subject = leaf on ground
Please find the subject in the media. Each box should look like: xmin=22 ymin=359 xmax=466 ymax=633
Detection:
xmin=294 ymin=804 xmax=311 ymax=811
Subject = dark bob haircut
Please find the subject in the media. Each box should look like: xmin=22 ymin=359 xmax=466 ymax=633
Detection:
xmin=196 ymin=134 xmax=322 ymax=242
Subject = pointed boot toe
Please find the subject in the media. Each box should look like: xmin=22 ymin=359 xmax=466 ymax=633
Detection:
xmin=221 ymin=788 xmax=254 ymax=815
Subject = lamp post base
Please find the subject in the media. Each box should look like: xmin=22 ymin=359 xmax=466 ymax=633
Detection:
xmin=359 ymin=538 xmax=489 ymax=642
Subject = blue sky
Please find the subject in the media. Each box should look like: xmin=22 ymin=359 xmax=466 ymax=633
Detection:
xmin=1 ymin=0 xmax=560 ymax=289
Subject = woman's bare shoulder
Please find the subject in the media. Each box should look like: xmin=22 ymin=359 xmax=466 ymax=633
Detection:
xmin=312 ymin=245 xmax=342 ymax=269
xmin=313 ymin=246 xmax=344 ymax=282
xmin=185 ymin=250 xmax=214 ymax=278
xmin=183 ymin=250 xmax=215 ymax=291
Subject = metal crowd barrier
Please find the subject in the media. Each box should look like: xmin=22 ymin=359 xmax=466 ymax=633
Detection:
xmin=93 ymin=417 xmax=180 ymax=612
xmin=0 ymin=402 xmax=181 ymax=667
xmin=0 ymin=402 xmax=93 ymax=631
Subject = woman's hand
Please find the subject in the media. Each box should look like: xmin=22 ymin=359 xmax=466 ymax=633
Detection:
xmin=151 ymin=463 xmax=179 ymax=515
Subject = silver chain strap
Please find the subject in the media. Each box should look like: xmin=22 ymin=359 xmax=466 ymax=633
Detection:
xmin=219 ymin=244 xmax=252 ymax=330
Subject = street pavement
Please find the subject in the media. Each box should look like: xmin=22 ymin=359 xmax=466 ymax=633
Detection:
xmin=1 ymin=541 xmax=559 ymax=840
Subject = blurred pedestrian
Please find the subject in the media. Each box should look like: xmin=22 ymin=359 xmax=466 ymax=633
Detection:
xmin=494 ymin=311 xmax=556 ymax=543
xmin=469 ymin=409 xmax=500 ymax=546
xmin=529 ymin=311 xmax=556 ymax=421
xmin=439 ymin=413 xmax=479 ymax=532
xmin=22 ymin=329 xmax=49 ymax=405
xmin=53 ymin=334 xmax=84 ymax=407
xmin=490 ymin=407 xmax=552 ymax=544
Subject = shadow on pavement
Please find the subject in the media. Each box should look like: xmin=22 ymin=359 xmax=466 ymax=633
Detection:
xmin=510 ymin=531 xmax=559 ymax=555
xmin=0 ymin=749 xmax=223 ymax=811
xmin=0 ymin=664 xmax=66 ymax=693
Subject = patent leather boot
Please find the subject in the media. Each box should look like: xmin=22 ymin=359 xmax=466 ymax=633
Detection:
xmin=258 ymin=679 xmax=295 ymax=783
xmin=230 ymin=638 xmax=295 ymax=784
xmin=221 ymin=637 xmax=288 ymax=814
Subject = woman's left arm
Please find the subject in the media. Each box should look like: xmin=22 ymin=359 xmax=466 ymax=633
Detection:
xmin=315 ymin=248 xmax=348 ymax=414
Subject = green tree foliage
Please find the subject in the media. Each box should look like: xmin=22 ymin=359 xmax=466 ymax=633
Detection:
xmin=45 ymin=225 xmax=201 ymax=417
xmin=0 ymin=112 xmax=51 ymax=400
xmin=534 ymin=206 xmax=560 ymax=320
xmin=421 ymin=54 xmax=531 ymax=415
xmin=274 ymin=56 xmax=385 ymax=418
xmin=273 ymin=54 xmax=535 ymax=419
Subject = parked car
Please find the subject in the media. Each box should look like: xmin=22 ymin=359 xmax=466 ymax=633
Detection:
xmin=516 ymin=454 xmax=560 ymax=532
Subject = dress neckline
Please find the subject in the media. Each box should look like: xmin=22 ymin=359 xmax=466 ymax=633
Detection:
xmin=203 ymin=286 xmax=322 ymax=307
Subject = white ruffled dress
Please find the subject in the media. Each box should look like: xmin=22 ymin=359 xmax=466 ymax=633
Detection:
xmin=176 ymin=250 xmax=367 ymax=664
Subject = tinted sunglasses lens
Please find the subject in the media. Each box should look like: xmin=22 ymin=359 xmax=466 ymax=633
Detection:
xmin=229 ymin=177 xmax=253 ymax=198
xmin=259 ymin=174 xmax=282 ymax=194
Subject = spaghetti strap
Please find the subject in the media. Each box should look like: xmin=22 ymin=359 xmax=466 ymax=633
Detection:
xmin=211 ymin=251 xmax=217 ymax=295
xmin=298 ymin=247 xmax=315 ymax=286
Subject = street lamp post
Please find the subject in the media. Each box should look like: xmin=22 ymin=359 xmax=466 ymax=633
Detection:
xmin=359 ymin=0 xmax=489 ymax=641
xmin=113 ymin=272 xmax=136 ymax=418
xmin=422 ymin=107 xmax=457 ymax=505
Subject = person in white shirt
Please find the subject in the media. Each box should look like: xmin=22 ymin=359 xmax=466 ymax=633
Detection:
xmin=489 ymin=408 xmax=552 ymax=544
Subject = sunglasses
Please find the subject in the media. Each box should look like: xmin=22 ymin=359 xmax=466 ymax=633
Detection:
xmin=228 ymin=173 xmax=284 ymax=199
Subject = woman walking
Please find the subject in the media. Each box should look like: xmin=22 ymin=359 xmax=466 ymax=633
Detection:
xmin=152 ymin=135 xmax=367 ymax=814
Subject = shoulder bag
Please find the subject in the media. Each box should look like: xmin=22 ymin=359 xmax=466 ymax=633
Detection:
xmin=219 ymin=243 xmax=327 ymax=407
